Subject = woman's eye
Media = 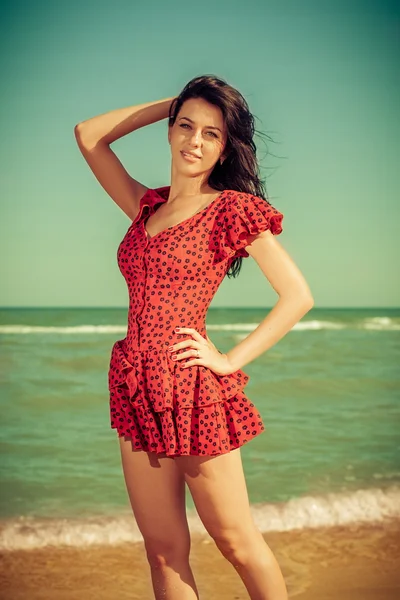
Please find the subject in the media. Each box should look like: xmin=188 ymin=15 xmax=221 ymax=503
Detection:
xmin=179 ymin=124 xmax=218 ymax=138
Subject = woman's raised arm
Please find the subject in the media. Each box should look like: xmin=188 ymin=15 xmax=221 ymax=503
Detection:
xmin=74 ymin=97 xmax=175 ymax=220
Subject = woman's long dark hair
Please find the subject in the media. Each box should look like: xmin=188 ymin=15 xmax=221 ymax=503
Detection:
xmin=168 ymin=74 xmax=276 ymax=278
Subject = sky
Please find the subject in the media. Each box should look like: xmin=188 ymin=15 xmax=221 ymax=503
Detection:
xmin=1 ymin=0 xmax=399 ymax=308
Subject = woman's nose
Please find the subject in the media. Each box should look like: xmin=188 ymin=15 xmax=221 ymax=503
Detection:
xmin=190 ymin=130 xmax=201 ymax=145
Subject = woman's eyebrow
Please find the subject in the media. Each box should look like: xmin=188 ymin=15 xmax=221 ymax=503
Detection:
xmin=178 ymin=116 xmax=222 ymax=133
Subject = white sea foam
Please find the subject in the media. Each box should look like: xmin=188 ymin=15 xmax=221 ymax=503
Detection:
xmin=290 ymin=320 xmax=345 ymax=331
xmin=0 ymin=317 xmax=399 ymax=335
xmin=0 ymin=325 xmax=128 ymax=334
xmin=364 ymin=317 xmax=400 ymax=330
xmin=207 ymin=321 xmax=346 ymax=331
xmin=1 ymin=486 xmax=399 ymax=551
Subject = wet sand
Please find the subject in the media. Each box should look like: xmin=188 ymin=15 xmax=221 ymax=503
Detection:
xmin=1 ymin=520 xmax=399 ymax=599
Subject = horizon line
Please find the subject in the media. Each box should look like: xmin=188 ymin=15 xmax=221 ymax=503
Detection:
xmin=0 ymin=306 xmax=399 ymax=311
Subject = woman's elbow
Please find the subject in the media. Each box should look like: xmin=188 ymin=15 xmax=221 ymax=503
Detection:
xmin=301 ymin=293 xmax=314 ymax=312
xmin=281 ymin=290 xmax=314 ymax=311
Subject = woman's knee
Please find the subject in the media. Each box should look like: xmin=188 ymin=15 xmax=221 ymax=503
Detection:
xmin=144 ymin=534 xmax=191 ymax=568
xmin=212 ymin=525 xmax=262 ymax=565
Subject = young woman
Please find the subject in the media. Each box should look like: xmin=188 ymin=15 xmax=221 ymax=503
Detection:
xmin=75 ymin=75 xmax=314 ymax=600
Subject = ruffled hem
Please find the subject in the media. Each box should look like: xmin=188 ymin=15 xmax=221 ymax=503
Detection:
xmin=108 ymin=340 xmax=264 ymax=456
xmin=108 ymin=339 xmax=250 ymax=411
xmin=110 ymin=393 xmax=265 ymax=457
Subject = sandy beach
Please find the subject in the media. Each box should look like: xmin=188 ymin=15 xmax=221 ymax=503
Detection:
xmin=1 ymin=520 xmax=399 ymax=599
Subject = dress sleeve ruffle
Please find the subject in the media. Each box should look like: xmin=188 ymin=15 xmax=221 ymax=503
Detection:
xmin=131 ymin=187 xmax=169 ymax=226
xmin=212 ymin=192 xmax=284 ymax=261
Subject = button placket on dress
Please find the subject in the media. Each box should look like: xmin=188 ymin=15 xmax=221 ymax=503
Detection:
xmin=108 ymin=186 xmax=284 ymax=455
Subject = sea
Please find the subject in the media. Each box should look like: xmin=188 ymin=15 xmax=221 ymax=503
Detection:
xmin=0 ymin=307 xmax=399 ymax=551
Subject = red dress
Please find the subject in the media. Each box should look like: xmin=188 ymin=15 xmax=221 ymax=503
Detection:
xmin=108 ymin=186 xmax=284 ymax=457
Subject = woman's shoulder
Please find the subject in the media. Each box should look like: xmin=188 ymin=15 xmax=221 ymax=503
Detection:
xmin=209 ymin=188 xmax=284 ymax=261
xmin=214 ymin=188 xmax=284 ymax=254
xmin=218 ymin=189 xmax=283 ymax=221
xmin=130 ymin=186 xmax=169 ymax=226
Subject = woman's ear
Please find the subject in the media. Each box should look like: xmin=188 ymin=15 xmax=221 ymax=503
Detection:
xmin=220 ymin=142 xmax=229 ymax=164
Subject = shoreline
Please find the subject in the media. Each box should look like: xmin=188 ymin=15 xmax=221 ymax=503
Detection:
xmin=1 ymin=520 xmax=399 ymax=599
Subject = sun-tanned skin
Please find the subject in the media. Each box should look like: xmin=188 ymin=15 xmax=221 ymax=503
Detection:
xmin=75 ymin=90 xmax=313 ymax=599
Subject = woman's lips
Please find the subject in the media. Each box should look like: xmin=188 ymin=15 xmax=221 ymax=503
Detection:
xmin=181 ymin=151 xmax=201 ymax=162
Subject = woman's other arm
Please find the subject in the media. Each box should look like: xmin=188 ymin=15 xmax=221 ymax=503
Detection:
xmin=226 ymin=231 xmax=314 ymax=371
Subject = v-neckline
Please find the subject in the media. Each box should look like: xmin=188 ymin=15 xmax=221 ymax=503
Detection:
xmin=143 ymin=189 xmax=227 ymax=242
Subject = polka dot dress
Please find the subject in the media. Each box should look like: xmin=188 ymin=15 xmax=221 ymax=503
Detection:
xmin=108 ymin=186 xmax=284 ymax=457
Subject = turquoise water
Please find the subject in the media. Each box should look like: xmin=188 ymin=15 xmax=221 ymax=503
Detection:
xmin=0 ymin=307 xmax=399 ymax=549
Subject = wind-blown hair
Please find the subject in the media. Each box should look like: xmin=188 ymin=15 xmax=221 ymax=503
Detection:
xmin=168 ymin=74 xmax=275 ymax=278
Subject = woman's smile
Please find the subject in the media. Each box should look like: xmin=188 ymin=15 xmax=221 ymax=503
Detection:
xmin=181 ymin=151 xmax=201 ymax=162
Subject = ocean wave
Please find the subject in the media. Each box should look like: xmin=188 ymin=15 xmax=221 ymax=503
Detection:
xmin=1 ymin=486 xmax=399 ymax=551
xmin=0 ymin=317 xmax=399 ymax=335
xmin=207 ymin=321 xmax=347 ymax=331
xmin=0 ymin=325 xmax=128 ymax=334
xmin=363 ymin=317 xmax=400 ymax=330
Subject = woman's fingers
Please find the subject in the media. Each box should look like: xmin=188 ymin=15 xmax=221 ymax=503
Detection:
xmin=169 ymin=328 xmax=205 ymax=354
xmin=175 ymin=327 xmax=204 ymax=342
xmin=171 ymin=347 xmax=199 ymax=361
xmin=171 ymin=339 xmax=201 ymax=352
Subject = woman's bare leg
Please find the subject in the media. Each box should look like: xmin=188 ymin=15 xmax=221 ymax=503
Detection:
xmin=175 ymin=448 xmax=288 ymax=600
xmin=119 ymin=437 xmax=199 ymax=600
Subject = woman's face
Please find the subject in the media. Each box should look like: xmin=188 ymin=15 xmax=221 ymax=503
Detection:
xmin=168 ymin=97 xmax=227 ymax=179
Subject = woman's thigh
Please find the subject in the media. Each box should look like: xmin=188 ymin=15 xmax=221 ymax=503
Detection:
xmin=119 ymin=437 xmax=190 ymax=551
xmin=174 ymin=448 xmax=256 ymax=543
